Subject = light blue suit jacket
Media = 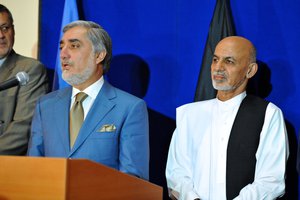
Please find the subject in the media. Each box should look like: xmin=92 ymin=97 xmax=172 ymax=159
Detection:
xmin=27 ymin=81 xmax=149 ymax=180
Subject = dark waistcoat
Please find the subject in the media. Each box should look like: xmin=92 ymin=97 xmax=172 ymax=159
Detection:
xmin=226 ymin=95 xmax=269 ymax=199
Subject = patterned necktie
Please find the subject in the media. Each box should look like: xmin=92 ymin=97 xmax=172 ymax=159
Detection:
xmin=69 ymin=92 xmax=88 ymax=148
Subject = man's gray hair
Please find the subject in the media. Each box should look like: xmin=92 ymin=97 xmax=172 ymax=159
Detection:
xmin=63 ymin=20 xmax=112 ymax=74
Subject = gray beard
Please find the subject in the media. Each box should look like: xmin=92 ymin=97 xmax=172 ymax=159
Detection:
xmin=62 ymin=65 xmax=94 ymax=86
xmin=212 ymin=76 xmax=247 ymax=91
xmin=212 ymin=82 xmax=234 ymax=91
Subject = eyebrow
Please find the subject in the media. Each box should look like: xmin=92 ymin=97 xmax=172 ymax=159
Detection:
xmin=0 ymin=23 xmax=10 ymax=27
xmin=224 ymin=56 xmax=236 ymax=61
xmin=213 ymin=54 xmax=236 ymax=61
xmin=60 ymin=38 xmax=81 ymax=45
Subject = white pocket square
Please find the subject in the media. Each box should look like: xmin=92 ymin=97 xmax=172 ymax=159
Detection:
xmin=97 ymin=124 xmax=116 ymax=132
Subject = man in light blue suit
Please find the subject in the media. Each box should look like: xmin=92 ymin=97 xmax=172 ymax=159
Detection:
xmin=27 ymin=20 xmax=149 ymax=180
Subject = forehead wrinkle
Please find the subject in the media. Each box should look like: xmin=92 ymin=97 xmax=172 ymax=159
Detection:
xmin=0 ymin=12 xmax=12 ymax=25
xmin=217 ymin=37 xmax=253 ymax=61
xmin=60 ymin=38 xmax=81 ymax=44
xmin=68 ymin=38 xmax=81 ymax=43
xmin=213 ymin=53 xmax=237 ymax=62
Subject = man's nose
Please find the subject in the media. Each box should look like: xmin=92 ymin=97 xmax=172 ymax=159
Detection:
xmin=0 ymin=31 xmax=5 ymax=38
xmin=60 ymin=47 xmax=69 ymax=60
xmin=212 ymin=60 xmax=224 ymax=71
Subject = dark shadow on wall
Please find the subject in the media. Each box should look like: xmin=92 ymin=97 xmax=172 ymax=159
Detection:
xmin=46 ymin=67 xmax=54 ymax=92
xmin=247 ymin=60 xmax=298 ymax=199
xmin=247 ymin=60 xmax=272 ymax=98
xmin=106 ymin=54 xmax=175 ymax=200
xmin=106 ymin=54 xmax=150 ymax=98
xmin=149 ymin=110 xmax=176 ymax=200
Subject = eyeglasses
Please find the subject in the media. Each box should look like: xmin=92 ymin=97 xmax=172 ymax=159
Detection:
xmin=0 ymin=25 xmax=13 ymax=33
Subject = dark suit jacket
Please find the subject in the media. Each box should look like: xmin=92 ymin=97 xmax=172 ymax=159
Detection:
xmin=27 ymin=81 xmax=149 ymax=180
xmin=0 ymin=50 xmax=49 ymax=155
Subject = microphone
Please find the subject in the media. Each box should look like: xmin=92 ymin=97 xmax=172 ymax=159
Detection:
xmin=0 ymin=71 xmax=29 ymax=91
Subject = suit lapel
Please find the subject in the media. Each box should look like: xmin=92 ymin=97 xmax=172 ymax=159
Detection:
xmin=0 ymin=50 xmax=18 ymax=80
xmin=0 ymin=64 xmax=11 ymax=81
xmin=70 ymin=81 xmax=116 ymax=155
xmin=55 ymin=88 xmax=72 ymax=154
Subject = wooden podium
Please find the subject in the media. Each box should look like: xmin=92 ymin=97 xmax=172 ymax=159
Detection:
xmin=0 ymin=156 xmax=162 ymax=200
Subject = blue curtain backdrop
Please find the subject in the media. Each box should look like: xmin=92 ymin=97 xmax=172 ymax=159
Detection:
xmin=52 ymin=0 xmax=79 ymax=90
xmin=39 ymin=0 xmax=300 ymax=199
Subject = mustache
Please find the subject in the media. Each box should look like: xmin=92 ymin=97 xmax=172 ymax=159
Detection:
xmin=212 ymin=71 xmax=227 ymax=78
xmin=61 ymin=60 xmax=73 ymax=65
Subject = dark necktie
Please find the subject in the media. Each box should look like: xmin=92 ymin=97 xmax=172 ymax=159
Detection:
xmin=69 ymin=92 xmax=88 ymax=148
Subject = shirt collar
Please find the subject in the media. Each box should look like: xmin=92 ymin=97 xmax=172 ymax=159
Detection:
xmin=71 ymin=76 xmax=104 ymax=99
xmin=216 ymin=91 xmax=246 ymax=111
xmin=0 ymin=57 xmax=7 ymax=68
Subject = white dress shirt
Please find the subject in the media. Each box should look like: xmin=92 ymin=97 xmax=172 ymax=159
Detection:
xmin=70 ymin=76 xmax=104 ymax=119
xmin=166 ymin=92 xmax=289 ymax=200
xmin=0 ymin=57 xmax=7 ymax=67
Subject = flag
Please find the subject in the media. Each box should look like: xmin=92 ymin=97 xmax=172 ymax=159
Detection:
xmin=194 ymin=0 xmax=235 ymax=101
xmin=52 ymin=0 xmax=79 ymax=90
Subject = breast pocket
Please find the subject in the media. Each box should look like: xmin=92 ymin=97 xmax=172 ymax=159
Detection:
xmin=89 ymin=123 xmax=119 ymax=139
xmin=89 ymin=131 xmax=117 ymax=139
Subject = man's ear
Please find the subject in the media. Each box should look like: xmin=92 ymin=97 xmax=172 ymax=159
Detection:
xmin=246 ymin=63 xmax=258 ymax=78
xmin=96 ymin=51 xmax=107 ymax=64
